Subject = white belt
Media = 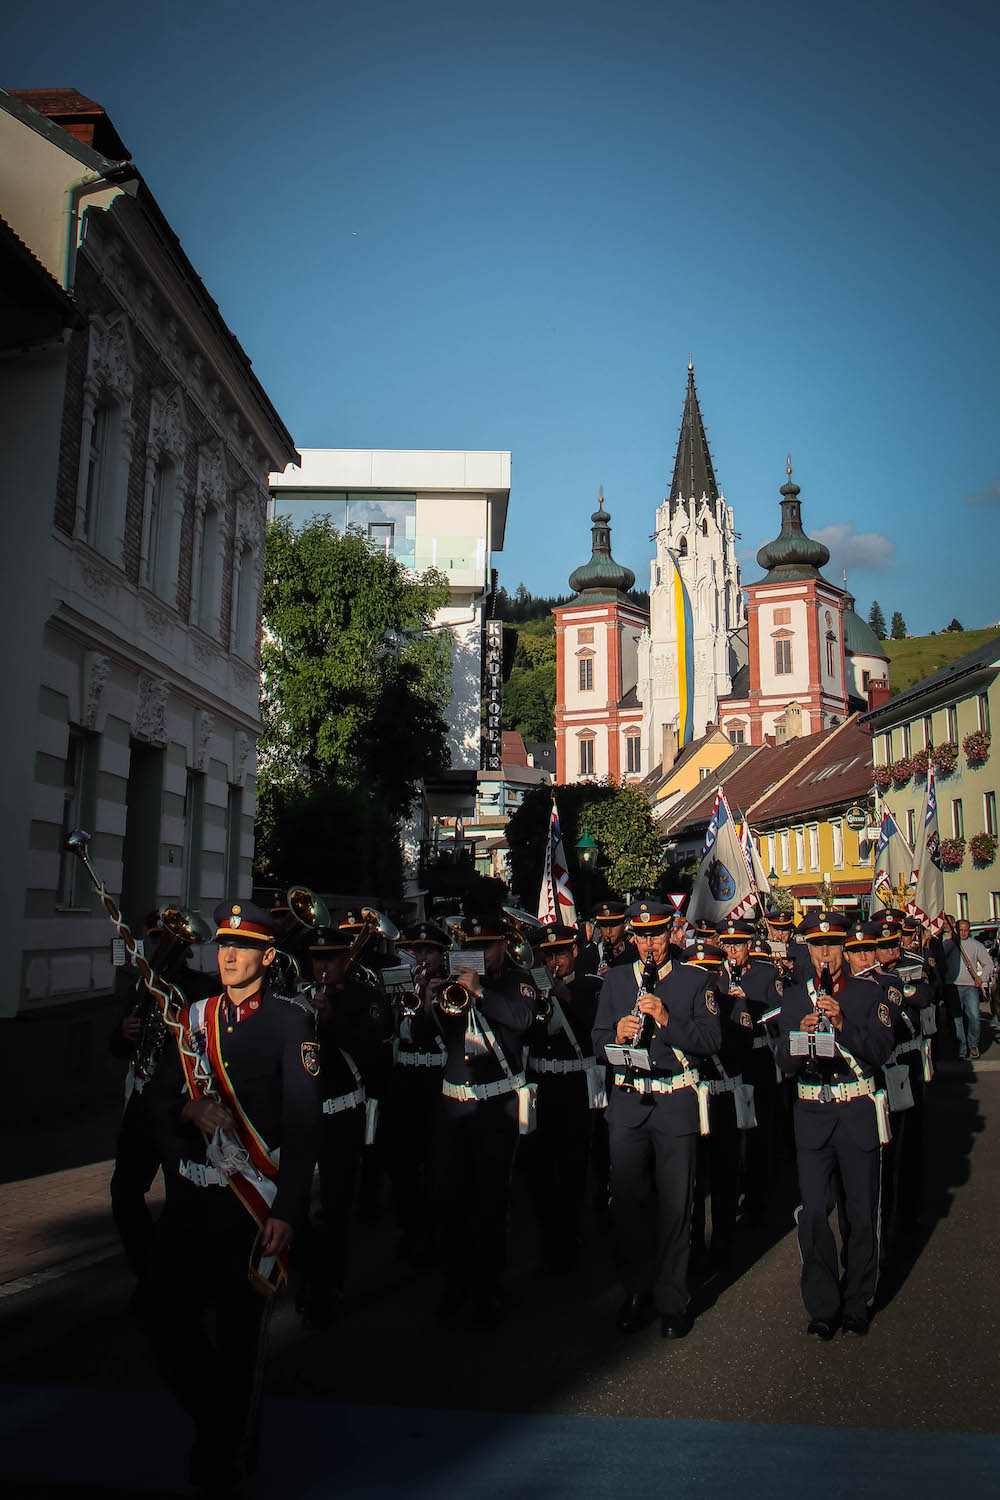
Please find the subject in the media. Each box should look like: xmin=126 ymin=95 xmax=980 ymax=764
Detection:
xmin=396 ymin=1050 xmax=446 ymax=1069
xmin=892 ymin=1040 xmax=921 ymax=1062
xmin=614 ymin=1069 xmax=699 ymax=1096
xmin=704 ymin=1076 xmax=741 ymax=1095
xmin=323 ymin=1088 xmax=365 ymax=1115
xmin=529 ymin=1056 xmax=589 ymax=1075
xmin=797 ymin=1078 xmax=874 ymax=1103
xmin=179 ymin=1159 xmax=226 ymax=1188
xmin=443 ymin=1074 xmax=524 ymax=1103
xmin=752 ymin=1035 xmax=771 ymax=1050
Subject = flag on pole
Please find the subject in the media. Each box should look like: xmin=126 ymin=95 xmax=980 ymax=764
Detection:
xmin=870 ymin=809 xmax=914 ymax=911
xmin=666 ymin=550 xmax=695 ymax=747
xmin=739 ymin=820 xmax=772 ymax=898
xmin=908 ymin=764 xmax=946 ymax=933
xmin=687 ymin=788 xmax=757 ymax=925
xmin=537 ymin=800 xmax=577 ymax=925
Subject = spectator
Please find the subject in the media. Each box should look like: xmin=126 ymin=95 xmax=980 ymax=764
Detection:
xmin=942 ymin=920 xmax=996 ymax=1059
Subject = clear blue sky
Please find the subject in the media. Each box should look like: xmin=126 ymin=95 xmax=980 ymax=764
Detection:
xmin=7 ymin=0 xmax=999 ymax=632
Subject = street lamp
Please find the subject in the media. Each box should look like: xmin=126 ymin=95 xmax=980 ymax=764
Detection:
xmin=576 ymin=826 xmax=599 ymax=941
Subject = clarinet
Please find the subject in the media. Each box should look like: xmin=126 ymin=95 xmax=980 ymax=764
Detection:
xmin=632 ymin=951 xmax=660 ymax=1051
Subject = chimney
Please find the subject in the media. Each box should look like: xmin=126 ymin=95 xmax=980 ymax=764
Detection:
xmin=866 ymin=679 xmax=891 ymax=712
xmin=660 ymin=723 xmax=678 ymax=772
xmin=11 ymin=89 xmax=130 ymax=160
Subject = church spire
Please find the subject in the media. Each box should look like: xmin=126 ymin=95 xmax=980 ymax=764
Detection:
xmin=755 ymin=459 xmax=831 ymax=581
xmin=567 ymin=490 xmax=636 ymax=600
xmin=668 ymin=359 xmax=720 ymax=506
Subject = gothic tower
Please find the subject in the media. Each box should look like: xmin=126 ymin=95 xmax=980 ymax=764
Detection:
xmin=637 ymin=362 xmax=744 ymax=769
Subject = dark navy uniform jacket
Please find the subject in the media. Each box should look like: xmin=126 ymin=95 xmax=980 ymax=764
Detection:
xmin=714 ymin=964 xmax=759 ymax=1077
xmin=316 ymin=977 xmax=391 ymax=1097
xmin=440 ymin=961 xmax=536 ymax=1129
xmin=599 ymin=936 xmax=639 ymax=972
xmin=776 ymin=971 xmax=895 ymax=1149
xmin=146 ymin=986 xmax=323 ymax=1225
xmin=528 ymin=971 xmax=602 ymax=1067
xmin=592 ymin=960 xmax=722 ymax=1136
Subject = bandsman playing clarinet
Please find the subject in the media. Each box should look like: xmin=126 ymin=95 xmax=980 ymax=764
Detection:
xmin=592 ymin=900 xmax=722 ymax=1339
xmin=141 ymin=900 xmax=322 ymax=1497
xmin=777 ymin=914 xmax=895 ymax=1340
xmin=592 ymin=899 xmax=638 ymax=974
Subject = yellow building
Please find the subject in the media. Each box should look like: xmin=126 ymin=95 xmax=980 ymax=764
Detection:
xmin=642 ymin=727 xmax=737 ymax=816
xmin=863 ymin=636 xmax=1000 ymax=924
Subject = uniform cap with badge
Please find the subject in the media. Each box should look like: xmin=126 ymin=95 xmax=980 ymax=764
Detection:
xmin=844 ymin=920 xmax=884 ymax=952
xmin=593 ymin=900 xmax=627 ymax=926
xmin=798 ymin=911 xmax=850 ymax=944
xmin=213 ymin=900 xmax=277 ymax=947
xmin=624 ymin=899 xmax=672 ymax=932
xmin=308 ymin=926 xmax=353 ymax=954
xmin=684 ymin=940 xmax=725 ymax=968
xmin=535 ymin=922 xmax=578 ymax=950
xmin=717 ymin=918 xmax=755 ymax=942
xmin=763 ymin=906 xmax=794 ymax=930
xmin=399 ymin=920 xmax=451 ymax=950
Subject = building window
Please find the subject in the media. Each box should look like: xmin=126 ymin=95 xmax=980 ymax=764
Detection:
xmin=678 ymin=536 xmax=687 ymax=557
xmin=831 ymin=820 xmax=844 ymax=869
xmin=729 ymin=726 xmax=745 ymax=745
xmin=578 ymin=655 xmax=594 ymax=692
xmin=906 ymin=808 xmax=916 ymax=846
xmin=825 ymin=634 xmax=837 ymax=676
xmin=947 ymin=704 xmax=958 ymax=741
xmin=702 ymin=518 xmax=708 ymax=536
xmin=57 ymin=728 xmax=98 ymax=908
xmin=774 ymin=608 xmax=791 ymax=626
xmin=84 ymin=401 xmax=120 ymax=552
xmin=952 ymin=799 xmax=964 ymax=839
xmin=807 ymin=824 xmax=820 ymax=870
xmin=625 ymin=733 xmax=641 ymax=774
xmin=699 ymin=766 xmax=712 ymax=780
xmin=766 ymin=834 xmax=776 ymax=873
xmin=780 ymin=830 xmax=790 ymax=873
xmin=979 ymin=694 xmax=991 ymax=734
xmin=986 ymin=791 xmax=998 ymax=839
xmin=957 ymin=892 xmax=969 ymax=922
xmin=182 ymin=770 xmax=205 ymax=909
xmin=991 ymin=892 xmax=1000 ymax=921
xmin=196 ymin=505 xmax=221 ymax=635
xmin=794 ymin=826 xmax=805 ymax=871
xmin=578 ymin=735 xmax=595 ymax=776
xmin=862 ymin=670 xmax=871 ymax=691
xmin=145 ymin=457 xmax=175 ymax=598
xmin=775 ymin=639 xmax=792 ymax=675
xmin=902 ymin=722 xmax=911 ymax=757
xmin=881 ymin=732 xmax=892 ymax=765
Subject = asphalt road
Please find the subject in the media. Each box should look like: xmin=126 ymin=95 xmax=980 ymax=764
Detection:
xmin=2 ymin=1069 xmax=998 ymax=1498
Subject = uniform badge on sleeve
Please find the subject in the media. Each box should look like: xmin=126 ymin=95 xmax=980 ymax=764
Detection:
xmin=705 ymin=991 xmax=719 ymax=1016
xmin=740 ymin=1010 xmax=752 ymax=1028
xmin=774 ymin=979 xmax=783 ymax=997
xmin=520 ymin=983 xmax=534 ymax=999
xmin=877 ymin=1003 xmax=892 ymax=1029
xmin=301 ymin=1041 xmax=321 ymax=1076
xmin=888 ymin=987 xmax=902 ymax=1008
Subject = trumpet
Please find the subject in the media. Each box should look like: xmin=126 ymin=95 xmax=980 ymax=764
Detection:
xmin=437 ymin=978 xmax=476 ymax=1015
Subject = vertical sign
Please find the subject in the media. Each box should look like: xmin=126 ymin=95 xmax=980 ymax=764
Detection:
xmin=481 ymin=618 xmax=503 ymax=770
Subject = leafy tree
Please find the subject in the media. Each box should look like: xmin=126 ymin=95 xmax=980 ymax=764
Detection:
xmin=868 ymin=601 xmax=887 ymax=639
xmin=255 ymin=516 xmax=453 ymax=891
xmin=505 ymin=781 xmax=663 ymax=908
xmin=890 ymin=611 xmax=907 ymax=640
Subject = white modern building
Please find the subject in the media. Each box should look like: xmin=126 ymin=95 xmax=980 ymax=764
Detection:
xmin=268 ymin=448 xmax=511 ymax=908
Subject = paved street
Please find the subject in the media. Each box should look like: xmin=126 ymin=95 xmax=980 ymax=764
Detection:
xmin=1 ymin=1066 xmax=998 ymax=1498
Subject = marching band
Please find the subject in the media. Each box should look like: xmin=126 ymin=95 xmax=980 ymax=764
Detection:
xmin=79 ymin=817 xmax=950 ymax=1497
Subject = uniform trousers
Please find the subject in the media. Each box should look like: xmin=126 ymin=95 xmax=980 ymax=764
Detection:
xmin=523 ymin=1073 xmax=591 ymax=1264
xmin=298 ymin=1106 xmax=365 ymax=1318
xmin=609 ymin=1108 xmax=697 ymax=1319
xmin=882 ymin=1064 xmax=925 ymax=1240
xmin=795 ymin=1112 xmax=882 ymax=1322
xmin=438 ymin=1119 xmax=518 ymax=1292
xmin=384 ymin=1067 xmax=442 ymax=1258
xmin=139 ymin=1178 xmax=271 ymax=1492
xmin=109 ymin=1089 xmax=161 ymax=1278
xmin=742 ymin=1053 xmax=778 ymax=1217
xmin=692 ymin=1092 xmax=739 ymax=1261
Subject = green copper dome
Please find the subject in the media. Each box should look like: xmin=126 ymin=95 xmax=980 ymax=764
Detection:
xmin=755 ymin=464 xmax=831 ymax=582
xmin=568 ymin=493 xmax=636 ymax=601
xmin=842 ymin=592 xmax=887 ymax=659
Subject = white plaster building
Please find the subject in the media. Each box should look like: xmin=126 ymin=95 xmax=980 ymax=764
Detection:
xmin=0 ymin=88 xmax=296 ymax=1116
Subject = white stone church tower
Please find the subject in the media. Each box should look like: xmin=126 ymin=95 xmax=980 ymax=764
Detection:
xmin=637 ymin=362 xmax=745 ymax=767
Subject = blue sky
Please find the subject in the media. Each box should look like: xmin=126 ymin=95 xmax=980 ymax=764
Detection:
xmin=6 ymin=0 xmax=999 ymax=632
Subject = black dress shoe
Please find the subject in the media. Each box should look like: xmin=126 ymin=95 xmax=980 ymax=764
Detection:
xmin=842 ymin=1314 xmax=869 ymax=1336
xmin=806 ymin=1319 xmax=837 ymax=1341
xmin=660 ymin=1312 xmax=693 ymax=1339
xmin=617 ymin=1291 xmax=652 ymax=1333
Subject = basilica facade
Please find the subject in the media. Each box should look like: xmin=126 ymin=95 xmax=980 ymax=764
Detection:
xmin=553 ymin=364 xmax=888 ymax=784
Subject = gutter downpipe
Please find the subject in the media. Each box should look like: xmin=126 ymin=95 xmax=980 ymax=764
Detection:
xmin=65 ymin=161 xmax=140 ymax=290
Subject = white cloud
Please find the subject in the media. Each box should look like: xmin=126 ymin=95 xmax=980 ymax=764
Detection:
xmin=810 ymin=523 xmax=895 ymax=576
xmin=965 ymin=479 xmax=1000 ymax=506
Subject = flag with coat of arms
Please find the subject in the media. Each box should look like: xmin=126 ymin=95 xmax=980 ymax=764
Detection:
xmin=687 ymin=788 xmax=757 ymax=925
xmin=537 ymin=799 xmax=577 ymax=925
xmin=870 ymin=808 xmax=914 ymax=911
xmin=908 ymin=763 xmax=946 ymax=933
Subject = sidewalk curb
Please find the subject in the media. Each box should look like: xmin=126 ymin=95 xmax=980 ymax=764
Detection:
xmin=0 ymin=1243 xmax=121 ymax=1301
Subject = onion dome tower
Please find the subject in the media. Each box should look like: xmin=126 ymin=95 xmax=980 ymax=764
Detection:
xmin=567 ymin=489 xmax=636 ymax=600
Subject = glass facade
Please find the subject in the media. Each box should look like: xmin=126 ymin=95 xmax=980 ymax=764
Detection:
xmin=270 ymin=492 xmax=417 ymax=570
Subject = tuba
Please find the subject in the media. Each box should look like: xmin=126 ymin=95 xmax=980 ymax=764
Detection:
xmin=273 ymin=885 xmax=331 ymax=983
xmin=133 ymin=904 xmax=213 ymax=1081
xmin=343 ymin=908 xmax=401 ymax=985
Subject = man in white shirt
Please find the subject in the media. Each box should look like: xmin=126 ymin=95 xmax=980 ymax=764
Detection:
xmin=943 ymin=920 xmax=996 ymax=1059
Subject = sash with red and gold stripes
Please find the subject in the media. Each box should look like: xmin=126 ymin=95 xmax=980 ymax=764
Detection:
xmin=178 ymin=994 xmax=287 ymax=1295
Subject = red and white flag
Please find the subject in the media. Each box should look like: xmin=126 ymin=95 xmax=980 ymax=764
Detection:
xmin=537 ymin=800 xmax=577 ymax=925
xmin=908 ymin=764 xmax=946 ymax=934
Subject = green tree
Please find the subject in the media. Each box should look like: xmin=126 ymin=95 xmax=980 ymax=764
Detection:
xmin=505 ymin=781 xmax=663 ymax=908
xmin=255 ymin=516 xmax=453 ymax=891
xmin=890 ymin=611 xmax=907 ymax=640
xmin=944 ymin=618 xmax=965 ymax=632
xmin=868 ymin=601 xmax=887 ymax=639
